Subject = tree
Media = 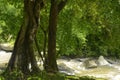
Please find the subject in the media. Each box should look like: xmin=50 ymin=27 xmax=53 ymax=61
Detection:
xmin=45 ymin=0 xmax=67 ymax=72
xmin=6 ymin=0 xmax=44 ymax=74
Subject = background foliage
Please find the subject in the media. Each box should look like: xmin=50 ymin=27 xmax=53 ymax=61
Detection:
xmin=0 ymin=0 xmax=120 ymax=58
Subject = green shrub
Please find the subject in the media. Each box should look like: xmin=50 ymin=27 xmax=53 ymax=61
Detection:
xmin=0 ymin=76 xmax=4 ymax=80
xmin=1 ymin=71 xmax=107 ymax=80
xmin=2 ymin=70 xmax=24 ymax=80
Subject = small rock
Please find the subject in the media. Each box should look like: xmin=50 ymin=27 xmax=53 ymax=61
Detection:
xmin=84 ymin=59 xmax=97 ymax=68
xmin=97 ymin=55 xmax=110 ymax=66
xmin=0 ymin=43 xmax=13 ymax=51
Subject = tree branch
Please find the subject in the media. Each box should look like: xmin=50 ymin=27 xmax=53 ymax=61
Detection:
xmin=35 ymin=36 xmax=44 ymax=62
xmin=58 ymin=0 xmax=67 ymax=14
xmin=40 ymin=0 xmax=45 ymax=9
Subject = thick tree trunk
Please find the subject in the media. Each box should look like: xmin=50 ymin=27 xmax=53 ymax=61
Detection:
xmin=46 ymin=0 xmax=67 ymax=73
xmin=47 ymin=0 xmax=58 ymax=72
xmin=6 ymin=0 xmax=42 ymax=74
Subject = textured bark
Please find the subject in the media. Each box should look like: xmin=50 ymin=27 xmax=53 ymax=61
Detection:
xmin=6 ymin=0 xmax=43 ymax=74
xmin=47 ymin=0 xmax=67 ymax=73
xmin=47 ymin=0 xmax=58 ymax=72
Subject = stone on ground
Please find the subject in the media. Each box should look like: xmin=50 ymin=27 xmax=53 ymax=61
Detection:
xmin=0 ymin=43 xmax=13 ymax=51
xmin=84 ymin=59 xmax=97 ymax=68
xmin=97 ymin=55 xmax=110 ymax=66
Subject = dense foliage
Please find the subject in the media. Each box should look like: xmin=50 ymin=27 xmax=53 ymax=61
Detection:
xmin=1 ymin=0 xmax=120 ymax=58
xmin=57 ymin=0 xmax=120 ymax=58
xmin=0 ymin=0 xmax=23 ymax=43
xmin=0 ymin=0 xmax=120 ymax=58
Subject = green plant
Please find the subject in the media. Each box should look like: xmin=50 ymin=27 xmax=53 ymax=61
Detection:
xmin=3 ymin=70 xmax=24 ymax=80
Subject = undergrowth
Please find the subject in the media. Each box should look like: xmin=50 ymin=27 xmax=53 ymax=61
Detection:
xmin=0 ymin=70 xmax=107 ymax=80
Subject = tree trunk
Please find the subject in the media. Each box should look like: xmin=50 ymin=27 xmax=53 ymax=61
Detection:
xmin=6 ymin=0 xmax=42 ymax=74
xmin=46 ymin=0 xmax=67 ymax=73
xmin=47 ymin=0 xmax=58 ymax=72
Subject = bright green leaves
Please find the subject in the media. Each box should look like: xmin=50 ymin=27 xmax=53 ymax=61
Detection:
xmin=56 ymin=0 xmax=120 ymax=57
xmin=0 ymin=0 xmax=22 ymax=42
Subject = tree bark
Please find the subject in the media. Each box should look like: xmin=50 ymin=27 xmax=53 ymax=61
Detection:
xmin=47 ymin=0 xmax=58 ymax=72
xmin=46 ymin=0 xmax=67 ymax=73
xmin=6 ymin=0 xmax=42 ymax=74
